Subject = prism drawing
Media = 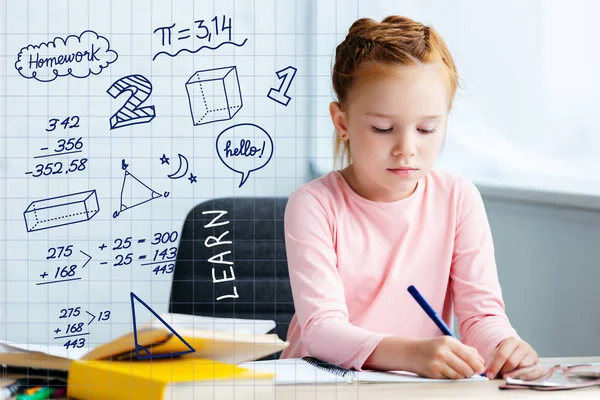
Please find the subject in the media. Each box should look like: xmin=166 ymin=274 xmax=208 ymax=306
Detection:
xmin=23 ymin=189 xmax=99 ymax=232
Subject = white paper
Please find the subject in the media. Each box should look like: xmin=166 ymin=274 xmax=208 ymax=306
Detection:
xmin=0 ymin=340 xmax=88 ymax=360
xmin=356 ymin=370 xmax=488 ymax=383
xmin=239 ymin=358 xmax=488 ymax=385
xmin=146 ymin=313 xmax=276 ymax=336
xmin=505 ymin=376 xmax=562 ymax=387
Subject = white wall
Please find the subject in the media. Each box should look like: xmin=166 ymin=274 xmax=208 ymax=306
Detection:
xmin=0 ymin=0 xmax=313 ymax=350
xmin=310 ymin=0 xmax=600 ymax=196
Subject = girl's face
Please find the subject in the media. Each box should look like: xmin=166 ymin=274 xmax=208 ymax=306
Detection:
xmin=330 ymin=63 xmax=450 ymax=202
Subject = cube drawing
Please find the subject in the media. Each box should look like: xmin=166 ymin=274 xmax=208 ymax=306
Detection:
xmin=185 ymin=66 xmax=243 ymax=126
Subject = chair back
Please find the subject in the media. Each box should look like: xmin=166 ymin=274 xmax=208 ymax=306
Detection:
xmin=169 ymin=197 xmax=295 ymax=357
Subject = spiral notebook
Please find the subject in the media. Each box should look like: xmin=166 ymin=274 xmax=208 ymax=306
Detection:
xmin=239 ymin=357 xmax=488 ymax=385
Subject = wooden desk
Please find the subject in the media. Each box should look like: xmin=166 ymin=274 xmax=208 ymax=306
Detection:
xmin=3 ymin=357 xmax=599 ymax=399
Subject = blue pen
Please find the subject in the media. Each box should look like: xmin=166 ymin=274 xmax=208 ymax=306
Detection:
xmin=407 ymin=285 xmax=486 ymax=378
xmin=407 ymin=285 xmax=454 ymax=336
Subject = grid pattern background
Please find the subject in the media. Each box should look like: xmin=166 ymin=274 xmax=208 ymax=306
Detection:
xmin=3 ymin=0 xmax=600 ymax=397
xmin=0 ymin=0 xmax=326 ymax=349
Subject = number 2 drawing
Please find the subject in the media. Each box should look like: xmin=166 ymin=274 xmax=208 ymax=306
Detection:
xmin=107 ymin=74 xmax=156 ymax=129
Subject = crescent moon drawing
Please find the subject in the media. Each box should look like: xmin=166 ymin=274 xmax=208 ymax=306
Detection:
xmin=167 ymin=153 xmax=189 ymax=179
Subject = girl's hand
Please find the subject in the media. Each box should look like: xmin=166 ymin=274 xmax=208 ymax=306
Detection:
xmin=484 ymin=337 xmax=539 ymax=379
xmin=409 ymin=336 xmax=486 ymax=379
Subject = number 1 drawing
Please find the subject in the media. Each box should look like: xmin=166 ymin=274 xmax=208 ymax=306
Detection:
xmin=267 ymin=66 xmax=297 ymax=106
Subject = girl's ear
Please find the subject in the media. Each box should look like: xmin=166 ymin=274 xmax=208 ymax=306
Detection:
xmin=329 ymin=101 xmax=349 ymax=140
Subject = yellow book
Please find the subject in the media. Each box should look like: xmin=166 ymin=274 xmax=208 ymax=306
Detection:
xmin=68 ymin=358 xmax=275 ymax=400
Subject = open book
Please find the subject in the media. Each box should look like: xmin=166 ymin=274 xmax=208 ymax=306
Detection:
xmin=1 ymin=314 xmax=287 ymax=399
xmin=0 ymin=313 xmax=289 ymax=369
xmin=239 ymin=357 xmax=489 ymax=385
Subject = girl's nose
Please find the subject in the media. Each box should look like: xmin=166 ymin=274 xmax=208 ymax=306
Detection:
xmin=392 ymin=136 xmax=416 ymax=157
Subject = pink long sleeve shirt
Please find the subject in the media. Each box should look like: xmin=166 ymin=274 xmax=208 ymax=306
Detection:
xmin=279 ymin=169 xmax=518 ymax=371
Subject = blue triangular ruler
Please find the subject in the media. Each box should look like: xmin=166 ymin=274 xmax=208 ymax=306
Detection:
xmin=130 ymin=292 xmax=195 ymax=360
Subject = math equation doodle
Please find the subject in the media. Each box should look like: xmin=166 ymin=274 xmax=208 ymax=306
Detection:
xmin=185 ymin=66 xmax=243 ymax=126
xmin=267 ymin=66 xmax=297 ymax=106
xmin=113 ymin=163 xmax=169 ymax=218
xmin=37 ymin=247 xmax=92 ymax=286
xmin=107 ymin=74 xmax=156 ymax=129
xmin=96 ymin=231 xmax=179 ymax=275
xmin=24 ymin=189 xmax=99 ymax=233
xmin=26 ymin=121 xmax=88 ymax=177
xmin=45 ymin=116 xmax=81 ymax=132
xmin=54 ymin=307 xmax=111 ymax=350
xmin=15 ymin=30 xmax=118 ymax=82
xmin=130 ymin=292 xmax=195 ymax=360
xmin=152 ymin=15 xmax=247 ymax=61
xmin=216 ymin=123 xmax=274 ymax=188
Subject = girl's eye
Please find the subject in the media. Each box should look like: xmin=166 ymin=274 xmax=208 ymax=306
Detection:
xmin=372 ymin=126 xmax=393 ymax=133
xmin=419 ymin=128 xmax=437 ymax=134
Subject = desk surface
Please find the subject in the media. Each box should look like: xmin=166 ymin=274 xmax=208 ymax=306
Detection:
xmin=2 ymin=356 xmax=599 ymax=399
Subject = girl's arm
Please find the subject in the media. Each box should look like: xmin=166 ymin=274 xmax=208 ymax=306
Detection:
xmin=285 ymin=187 xmax=487 ymax=377
xmin=450 ymin=179 xmax=519 ymax=362
xmin=284 ymin=189 xmax=388 ymax=371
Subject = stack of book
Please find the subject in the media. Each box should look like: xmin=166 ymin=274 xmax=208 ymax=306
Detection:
xmin=0 ymin=313 xmax=288 ymax=399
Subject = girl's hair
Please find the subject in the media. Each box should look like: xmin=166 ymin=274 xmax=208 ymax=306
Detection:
xmin=332 ymin=16 xmax=460 ymax=168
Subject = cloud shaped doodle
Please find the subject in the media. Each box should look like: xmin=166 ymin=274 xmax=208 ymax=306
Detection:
xmin=15 ymin=30 xmax=118 ymax=82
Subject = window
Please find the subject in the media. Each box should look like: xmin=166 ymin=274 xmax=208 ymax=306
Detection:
xmin=308 ymin=0 xmax=600 ymax=196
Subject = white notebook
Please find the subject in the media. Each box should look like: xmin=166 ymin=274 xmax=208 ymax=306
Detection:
xmin=239 ymin=357 xmax=489 ymax=385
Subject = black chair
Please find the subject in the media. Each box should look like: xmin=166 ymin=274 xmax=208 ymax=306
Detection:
xmin=169 ymin=197 xmax=295 ymax=359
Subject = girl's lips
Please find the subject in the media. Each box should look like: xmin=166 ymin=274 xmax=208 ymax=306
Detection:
xmin=388 ymin=168 xmax=417 ymax=176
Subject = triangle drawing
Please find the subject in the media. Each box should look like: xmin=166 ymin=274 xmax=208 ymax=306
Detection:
xmin=130 ymin=292 xmax=195 ymax=360
xmin=119 ymin=170 xmax=163 ymax=212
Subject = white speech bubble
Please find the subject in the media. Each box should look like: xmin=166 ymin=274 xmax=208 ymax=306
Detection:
xmin=216 ymin=123 xmax=274 ymax=188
